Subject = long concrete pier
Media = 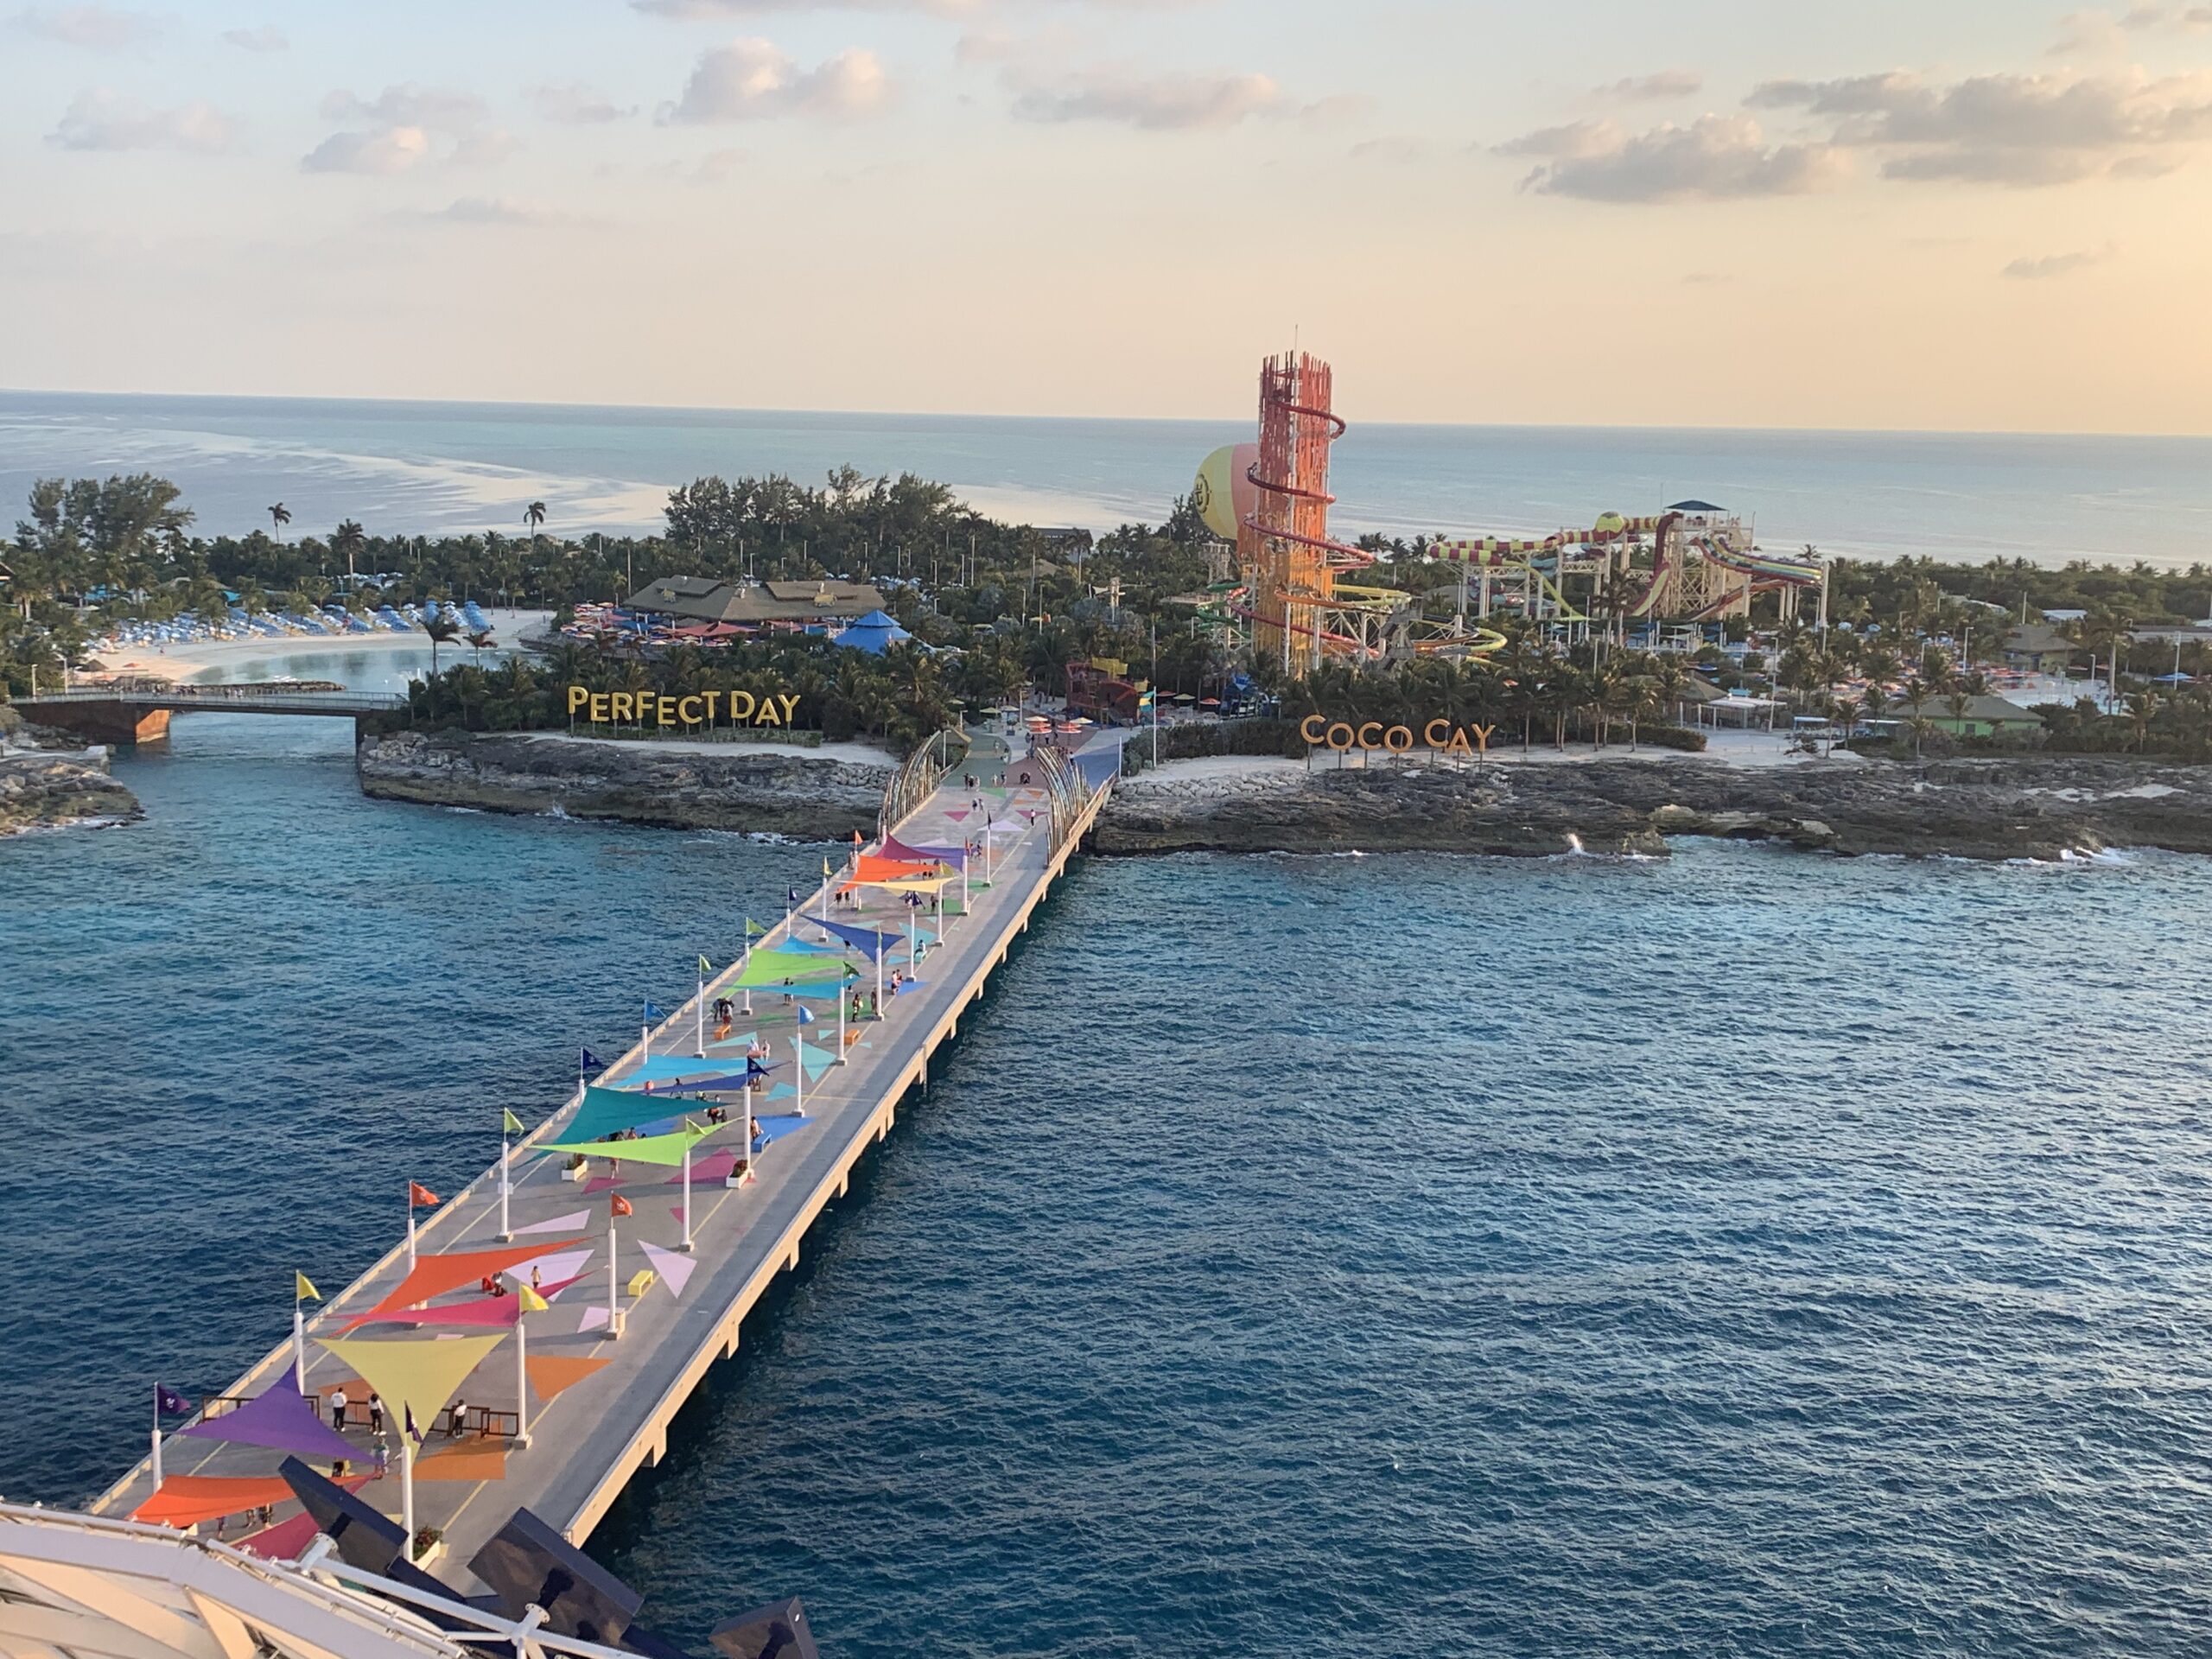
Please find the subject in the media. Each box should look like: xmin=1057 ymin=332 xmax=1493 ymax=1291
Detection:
xmin=87 ymin=732 xmax=1112 ymax=1586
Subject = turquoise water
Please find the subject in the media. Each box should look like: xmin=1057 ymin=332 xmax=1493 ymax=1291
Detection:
xmin=5 ymin=389 xmax=2211 ymax=566
xmin=7 ymin=688 xmax=2212 ymax=1652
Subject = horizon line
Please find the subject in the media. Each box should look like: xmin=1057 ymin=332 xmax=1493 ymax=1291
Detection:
xmin=3 ymin=385 xmax=2208 ymax=448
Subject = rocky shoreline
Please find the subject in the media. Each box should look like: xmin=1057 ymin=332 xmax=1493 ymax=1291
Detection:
xmin=1095 ymin=753 xmax=2212 ymax=861
xmin=356 ymin=729 xmax=897 ymax=839
xmin=0 ymin=708 xmax=142 ymax=837
xmin=351 ymin=728 xmax=2212 ymax=862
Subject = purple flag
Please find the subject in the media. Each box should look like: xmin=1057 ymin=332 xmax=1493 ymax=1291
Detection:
xmin=156 ymin=1384 xmax=193 ymax=1416
xmin=406 ymin=1404 xmax=423 ymax=1446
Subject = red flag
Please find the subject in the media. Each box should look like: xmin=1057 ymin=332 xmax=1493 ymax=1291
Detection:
xmin=409 ymin=1182 xmax=439 ymax=1207
xmin=610 ymin=1194 xmax=634 ymax=1218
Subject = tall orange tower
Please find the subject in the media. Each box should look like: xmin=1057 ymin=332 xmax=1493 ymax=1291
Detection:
xmin=1241 ymin=352 xmax=1345 ymax=669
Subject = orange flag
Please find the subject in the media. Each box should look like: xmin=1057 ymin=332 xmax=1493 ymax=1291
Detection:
xmin=610 ymin=1194 xmax=633 ymax=1218
xmin=409 ymin=1182 xmax=440 ymax=1208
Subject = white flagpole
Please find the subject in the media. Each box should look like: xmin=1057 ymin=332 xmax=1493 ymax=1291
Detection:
xmin=680 ymin=1140 xmax=694 ymax=1251
xmin=741 ymin=938 xmax=753 ymax=1015
xmin=742 ymin=1080 xmax=756 ymax=1185
xmin=875 ymin=937 xmax=884 ymax=1013
xmin=793 ymin=1029 xmax=806 ymax=1116
xmin=961 ymin=857 xmax=969 ymax=916
xmin=907 ymin=912 xmax=917 ymax=972
xmin=400 ymin=1433 xmax=416 ymax=1560
xmin=985 ymin=814 xmax=995 ymax=880
xmin=293 ymin=1300 xmax=308 ymax=1390
xmin=607 ymin=1221 xmax=620 ymax=1339
xmin=836 ymin=974 xmax=848 ymax=1063
xmin=498 ymin=1128 xmax=512 ymax=1242
xmin=641 ymin=1010 xmax=652 ymax=1059
xmin=406 ymin=1185 xmax=417 ymax=1267
xmin=149 ymin=1388 xmax=164 ymax=1491
xmin=515 ymin=1316 xmax=531 ymax=1446
xmin=695 ymin=963 xmax=706 ymax=1057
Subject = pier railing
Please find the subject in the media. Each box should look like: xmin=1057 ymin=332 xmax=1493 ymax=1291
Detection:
xmin=880 ymin=727 xmax=969 ymax=839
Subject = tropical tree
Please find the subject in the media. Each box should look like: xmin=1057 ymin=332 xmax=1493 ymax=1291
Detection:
xmin=332 ymin=519 xmax=367 ymax=581
xmin=268 ymin=502 xmax=292 ymax=541
xmin=466 ymin=628 xmax=493 ymax=666
xmin=423 ymin=612 xmax=461 ymax=675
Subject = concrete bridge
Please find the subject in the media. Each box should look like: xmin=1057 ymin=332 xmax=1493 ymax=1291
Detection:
xmin=88 ymin=731 xmax=1120 ymax=1592
xmin=13 ymin=685 xmax=407 ymax=746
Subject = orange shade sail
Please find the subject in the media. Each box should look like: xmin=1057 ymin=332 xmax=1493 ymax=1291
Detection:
xmin=132 ymin=1472 xmax=367 ymax=1529
xmin=346 ymin=1239 xmax=582 ymax=1324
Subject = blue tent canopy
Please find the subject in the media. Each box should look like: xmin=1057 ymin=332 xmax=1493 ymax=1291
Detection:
xmin=834 ymin=610 xmax=912 ymax=654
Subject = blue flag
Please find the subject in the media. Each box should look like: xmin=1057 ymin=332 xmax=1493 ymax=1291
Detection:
xmin=643 ymin=1001 xmax=666 ymax=1023
xmin=156 ymin=1384 xmax=192 ymax=1416
xmin=580 ymin=1046 xmax=603 ymax=1073
xmin=788 ymin=887 xmax=801 ymax=906
xmin=797 ymin=1006 xmax=816 ymax=1026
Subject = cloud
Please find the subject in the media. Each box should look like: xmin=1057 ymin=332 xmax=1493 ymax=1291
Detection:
xmin=1004 ymin=63 xmax=1284 ymax=129
xmin=2003 ymin=245 xmax=2115 ymax=277
xmin=1499 ymin=113 xmax=1847 ymax=200
xmin=221 ymin=24 xmax=285 ymax=51
xmin=301 ymin=125 xmax=431 ymax=174
xmin=1596 ymin=69 xmax=1702 ymax=101
xmin=1746 ymin=67 xmax=2212 ymax=185
xmin=528 ymin=82 xmax=636 ymax=124
xmin=47 ymin=89 xmax=235 ymax=151
xmin=661 ymin=38 xmax=892 ymax=121
xmin=308 ymin=85 xmax=512 ymax=175
xmin=394 ymin=196 xmax=570 ymax=227
xmin=12 ymin=4 xmax=156 ymax=49
xmin=321 ymin=85 xmax=488 ymax=131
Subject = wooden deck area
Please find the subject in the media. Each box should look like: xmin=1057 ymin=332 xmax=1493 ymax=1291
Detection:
xmin=87 ymin=737 xmax=1112 ymax=1588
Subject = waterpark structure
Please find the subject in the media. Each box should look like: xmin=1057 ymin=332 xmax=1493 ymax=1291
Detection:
xmin=1192 ymin=353 xmax=1827 ymax=664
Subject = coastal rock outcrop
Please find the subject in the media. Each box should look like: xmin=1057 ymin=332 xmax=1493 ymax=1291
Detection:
xmin=1092 ymin=754 xmax=2212 ymax=861
xmin=356 ymin=729 xmax=898 ymax=839
xmin=0 ymin=708 xmax=142 ymax=836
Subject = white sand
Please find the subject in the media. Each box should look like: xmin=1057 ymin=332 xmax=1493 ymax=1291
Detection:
xmin=95 ymin=609 xmax=553 ymax=684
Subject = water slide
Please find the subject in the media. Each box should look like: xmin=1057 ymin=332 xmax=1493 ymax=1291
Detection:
xmin=1623 ymin=512 xmax=1686 ymax=620
xmin=1697 ymin=539 xmax=1825 ymax=585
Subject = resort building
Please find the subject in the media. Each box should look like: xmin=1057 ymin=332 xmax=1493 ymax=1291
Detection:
xmin=1921 ymin=694 xmax=2045 ymax=739
xmin=625 ymin=576 xmax=887 ymax=629
xmin=2000 ymin=623 xmax=2075 ymax=675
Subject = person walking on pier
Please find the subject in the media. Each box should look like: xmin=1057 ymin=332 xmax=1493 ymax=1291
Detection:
xmin=328 ymin=1385 xmax=348 ymax=1433
xmin=367 ymin=1391 xmax=385 ymax=1436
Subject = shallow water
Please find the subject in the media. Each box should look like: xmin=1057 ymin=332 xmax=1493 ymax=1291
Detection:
xmin=5 ymin=715 xmax=2212 ymax=1655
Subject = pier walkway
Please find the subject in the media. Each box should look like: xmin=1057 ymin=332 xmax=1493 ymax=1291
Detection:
xmin=87 ymin=731 xmax=1113 ymax=1586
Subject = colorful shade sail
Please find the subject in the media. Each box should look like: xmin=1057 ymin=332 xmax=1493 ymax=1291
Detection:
xmin=178 ymin=1382 xmax=356 ymax=1463
xmin=525 ymin=1354 xmax=610 ymax=1403
xmin=563 ymin=1083 xmax=701 ymax=1142
xmin=638 ymin=1240 xmax=696 ymax=1299
xmin=316 ymin=1333 xmax=505 ymax=1443
xmin=731 ymin=949 xmax=849 ymax=988
xmin=880 ymin=833 xmax=962 ymax=868
xmin=536 ymin=1124 xmax=715 ymax=1166
xmin=346 ymin=1239 xmax=582 ymax=1323
xmin=805 ymin=915 xmax=908 ymax=961
xmin=135 ymin=1473 xmax=352 ymax=1529
xmin=343 ymin=1295 xmax=522 ymax=1331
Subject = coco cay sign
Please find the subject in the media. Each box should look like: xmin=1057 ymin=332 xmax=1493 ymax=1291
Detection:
xmin=567 ymin=685 xmax=805 ymax=729
xmin=1300 ymin=713 xmax=1497 ymax=757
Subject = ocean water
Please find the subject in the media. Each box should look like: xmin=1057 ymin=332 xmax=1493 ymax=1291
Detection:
xmin=6 ymin=683 xmax=2212 ymax=1654
xmin=4 ymin=389 xmax=2211 ymax=568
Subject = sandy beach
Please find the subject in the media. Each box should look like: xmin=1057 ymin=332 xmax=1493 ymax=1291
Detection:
xmin=90 ymin=609 xmax=552 ymax=684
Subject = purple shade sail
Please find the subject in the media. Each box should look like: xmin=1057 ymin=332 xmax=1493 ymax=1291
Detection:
xmin=179 ymin=1382 xmax=358 ymax=1464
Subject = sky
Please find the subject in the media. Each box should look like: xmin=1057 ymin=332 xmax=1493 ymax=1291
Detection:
xmin=2 ymin=0 xmax=2210 ymax=434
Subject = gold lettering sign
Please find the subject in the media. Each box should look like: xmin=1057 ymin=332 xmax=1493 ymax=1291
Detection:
xmin=1302 ymin=714 xmax=1496 ymax=756
xmin=564 ymin=683 xmax=811 ymax=731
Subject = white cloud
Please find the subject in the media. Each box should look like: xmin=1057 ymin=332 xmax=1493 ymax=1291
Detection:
xmin=1596 ymin=69 xmax=1703 ymax=102
xmin=1746 ymin=67 xmax=2212 ymax=185
xmin=47 ymin=88 xmax=235 ymax=151
xmin=661 ymin=38 xmax=892 ymax=122
xmin=301 ymin=125 xmax=431 ymax=175
xmin=13 ymin=4 xmax=156 ymax=50
xmin=528 ymin=82 xmax=636 ymax=124
xmin=2003 ymin=245 xmax=2115 ymax=277
xmin=321 ymin=85 xmax=488 ymax=131
xmin=1499 ymin=113 xmax=1848 ymax=201
xmin=1008 ymin=66 xmax=1280 ymax=128
xmin=395 ymin=197 xmax=569 ymax=227
xmin=220 ymin=24 xmax=287 ymax=52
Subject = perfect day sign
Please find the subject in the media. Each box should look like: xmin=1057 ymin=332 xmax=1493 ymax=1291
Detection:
xmin=567 ymin=685 xmax=806 ymax=730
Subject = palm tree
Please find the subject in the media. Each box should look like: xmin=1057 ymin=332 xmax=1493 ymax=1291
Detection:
xmin=466 ymin=629 xmax=493 ymax=666
xmin=268 ymin=502 xmax=291 ymax=541
xmin=423 ymin=613 xmax=460 ymax=676
xmin=332 ymin=518 xmax=366 ymax=582
xmin=525 ymin=501 xmax=547 ymax=538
